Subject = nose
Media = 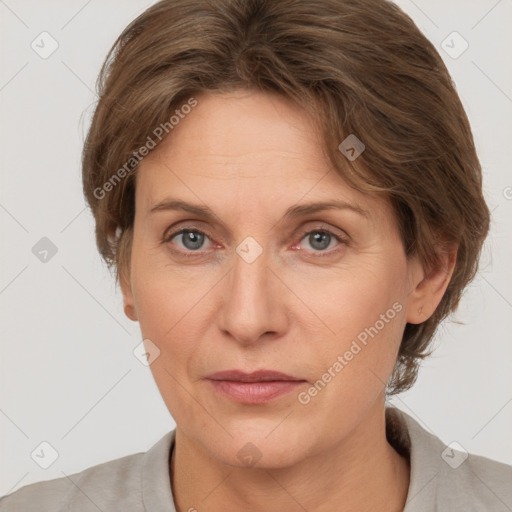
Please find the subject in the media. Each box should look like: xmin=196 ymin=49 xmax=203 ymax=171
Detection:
xmin=217 ymin=242 xmax=289 ymax=346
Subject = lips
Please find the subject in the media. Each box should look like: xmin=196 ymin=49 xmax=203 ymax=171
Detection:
xmin=205 ymin=370 xmax=307 ymax=404
xmin=206 ymin=369 xmax=304 ymax=382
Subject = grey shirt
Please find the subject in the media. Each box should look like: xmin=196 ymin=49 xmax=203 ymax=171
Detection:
xmin=1 ymin=406 xmax=511 ymax=511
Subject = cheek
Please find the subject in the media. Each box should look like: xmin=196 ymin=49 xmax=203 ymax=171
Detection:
xmin=297 ymin=254 xmax=407 ymax=337
xmin=131 ymin=238 xmax=203 ymax=333
xmin=129 ymin=261 xmax=211 ymax=425
xmin=130 ymin=254 xmax=180 ymax=346
xmin=292 ymin=255 xmax=408 ymax=390
xmin=132 ymin=276 xmax=201 ymax=353
xmin=290 ymin=274 xmax=407 ymax=452
xmin=130 ymin=248 xmax=221 ymax=376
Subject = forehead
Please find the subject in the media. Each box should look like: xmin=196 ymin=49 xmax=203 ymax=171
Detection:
xmin=142 ymin=90 xmax=323 ymax=176
xmin=135 ymin=90 xmax=389 ymax=222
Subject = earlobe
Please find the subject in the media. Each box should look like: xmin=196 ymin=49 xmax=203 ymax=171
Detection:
xmin=406 ymin=245 xmax=457 ymax=324
xmin=123 ymin=302 xmax=138 ymax=322
xmin=120 ymin=273 xmax=138 ymax=322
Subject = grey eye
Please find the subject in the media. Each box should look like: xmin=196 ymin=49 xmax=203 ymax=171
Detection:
xmin=175 ymin=230 xmax=208 ymax=251
xmin=306 ymin=231 xmax=333 ymax=251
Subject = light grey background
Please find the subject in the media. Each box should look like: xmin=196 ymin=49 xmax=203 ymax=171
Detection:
xmin=1 ymin=0 xmax=511 ymax=496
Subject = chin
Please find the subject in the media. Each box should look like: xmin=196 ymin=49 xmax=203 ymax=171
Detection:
xmin=222 ymin=439 xmax=306 ymax=470
xmin=200 ymin=419 xmax=309 ymax=469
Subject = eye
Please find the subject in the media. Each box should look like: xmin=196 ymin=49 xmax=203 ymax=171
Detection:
xmin=296 ymin=228 xmax=346 ymax=255
xmin=162 ymin=225 xmax=347 ymax=258
xmin=164 ymin=228 xmax=212 ymax=253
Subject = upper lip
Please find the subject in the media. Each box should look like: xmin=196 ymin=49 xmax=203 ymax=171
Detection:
xmin=205 ymin=370 xmax=305 ymax=382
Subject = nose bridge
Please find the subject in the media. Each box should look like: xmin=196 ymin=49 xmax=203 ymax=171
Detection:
xmin=219 ymin=238 xmax=283 ymax=344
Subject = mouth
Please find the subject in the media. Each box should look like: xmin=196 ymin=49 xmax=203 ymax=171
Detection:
xmin=205 ymin=370 xmax=307 ymax=404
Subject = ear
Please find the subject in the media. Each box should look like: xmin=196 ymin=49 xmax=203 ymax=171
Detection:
xmin=405 ymin=244 xmax=458 ymax=324
xmin=120 ymin=269 xmax=138 ymax=322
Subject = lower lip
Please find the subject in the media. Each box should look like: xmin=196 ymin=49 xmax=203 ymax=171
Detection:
xmin=207 ymin=379 xmax=306 ymax=404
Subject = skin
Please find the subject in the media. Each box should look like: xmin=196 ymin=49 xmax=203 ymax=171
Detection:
xmin=121 ymin=89 xmax=456 ymax=512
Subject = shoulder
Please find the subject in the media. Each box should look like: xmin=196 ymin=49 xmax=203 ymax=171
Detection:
xmin=0 ymin=427 xmax=179 ymax=512
xmin=0 ymin=450 xmax=146 ymax=512
xmin=439 ymin=449 xmax=512 ymax=510
xmin=387 ymin=406 xmax=512 ymax=512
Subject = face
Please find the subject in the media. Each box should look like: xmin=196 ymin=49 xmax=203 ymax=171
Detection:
xmin=121 ymin=89 xmax=442 ymax=469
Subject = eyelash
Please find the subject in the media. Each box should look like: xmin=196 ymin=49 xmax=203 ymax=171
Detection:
xmin=162 ymin=225 xmax=348 ymax=258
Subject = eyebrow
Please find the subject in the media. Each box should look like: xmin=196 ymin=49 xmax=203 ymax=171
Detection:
xmin=148 ymin=199 xmax=369 ymax=220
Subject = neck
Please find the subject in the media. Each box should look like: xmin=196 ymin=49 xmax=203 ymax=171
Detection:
xmin=170 ymin=400 xmax=410 ymax=512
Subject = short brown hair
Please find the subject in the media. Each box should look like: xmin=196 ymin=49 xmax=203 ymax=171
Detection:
xmin=82 ymin=0 xmax=490 ymax=394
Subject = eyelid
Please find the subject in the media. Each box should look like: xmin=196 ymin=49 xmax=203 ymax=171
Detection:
xmin=294 ymin=221 xmax=349 ymax=241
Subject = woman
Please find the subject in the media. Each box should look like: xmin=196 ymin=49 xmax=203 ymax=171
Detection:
xmin=1 ymin=0 xmax=510 ymax=510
